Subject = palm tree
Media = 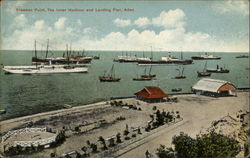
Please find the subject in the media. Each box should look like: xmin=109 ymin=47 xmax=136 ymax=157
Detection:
xmin=108 ymin=138 xmax=115 ymax=147
xmin=116 ymin=133 xmax=122 ymax=143
xmin=81 ymin=146 xmax=89 ymax=156
xmin=124 ymin=129 xmax=130 ymax=140
xmin=98 ymin=136 xmax=107 ymax=150
xmin=90 ymin=143 xmax=98 ymax=153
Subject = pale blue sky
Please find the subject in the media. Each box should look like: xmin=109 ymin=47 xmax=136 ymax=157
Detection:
xmin=1 ymin=0 xmax=249 ymax=52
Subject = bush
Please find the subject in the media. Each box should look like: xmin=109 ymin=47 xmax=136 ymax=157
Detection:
xmin=116 ymin=133 xmax=122 ymax=143
xmin=156 ymin=132 xmax=241 ymax=158
xmin=90 ymin=143 xmax=98 ymax=153
xmin=244 ymin=141 xmax=250 ymax=157
xmin=132 ymin=133 xmax=136 ymax=137
xmin=124 ymin=136 xmax=130 ymax=140
xmin=75 ymin=126 xmax=80 ymax=132
xmin=123 ymin=129 xmax=130 ymax=136
xmin=153 ymin=106 xmax=157 ymax=110
xmin=156 ymin=145 xmax=175 ymax=158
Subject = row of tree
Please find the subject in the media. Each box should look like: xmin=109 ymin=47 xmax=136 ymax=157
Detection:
xmin=80 ymin=125 xmax=142 ymax=156
xmin=146 ymin=110 xmax=180 ymax=131
xmin=110 ymin=100 xmax=142 ymax=111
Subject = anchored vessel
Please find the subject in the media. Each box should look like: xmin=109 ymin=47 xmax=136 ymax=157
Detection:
xmin=235 ymin=55 xmax=249 ymax=58
xmin=140 ymin=66 xmax=156 ymax=78
xmin=174 ymin=66 xmax=186 ymax=79
xmin=138 ymin=53 xmax=193 ymax=65
xmin=197 ymin=62 xmax=211 ymax=77
xmin=3 ymin=41 xmax=89 ymax=74
xmin=206 ymin=65 xmax=230 ymax=73
xmin=32 ymin=40 xmax=92 ymax=64
xmin=191 ymin=53 xmax=221 ymax=60
xmin=114 ymin=52 xmax=152 ymax=63
xmin=99 ymin=64 xmax=121 ymax=82
xmin=133 ymin=66 xmax=156 ymax=81
xmin=3 ymin=66 xmax=88 ymax=74
xmin=171 ymin=88 xmax=182 ymax=92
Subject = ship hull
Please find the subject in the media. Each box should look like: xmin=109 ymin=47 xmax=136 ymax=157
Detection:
xmin=99 ymin=77 xmax=121 ymax=82
xmin=137 ymin=60 xmax=193 ymax=65
xmin=206 ymin=69 xmax=229 ymax=73
xmin=174 ymin=76 xmax=186 ymax=79
xmin=2 ymin=67 xmax=88 ymax=74
xmin=32 ymin=57 xmax=92 ymax=64
xmin=191 ymin=56 xmax=221 ymax=60
xmin=132 ymin=78 xmax=152 ymax=81
xmin=197 ymin=72 xmax=211 ymax=77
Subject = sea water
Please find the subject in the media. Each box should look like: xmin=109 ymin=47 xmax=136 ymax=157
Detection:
xmin=0 ymin=50 xmax=249 ymax=120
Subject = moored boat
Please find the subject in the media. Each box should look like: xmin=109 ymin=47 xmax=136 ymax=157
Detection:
xmin=3 ymin=41 xmax=89 ymax=74
xmin=140 ymin=66 xmax=156 ymax=78
xmin=174 ymin=66 xmax=186 ymax=79
xmin=138 ymin=54 xmax=193 ymax=65
xmin=197 ymin=72 xmax=211 ymax=77
xmin=235 ymin=55 xmax=249 ymax=58
xmin=32 ymin=41 xmax=92 ymax=64
xmin=191 ymin=53 xmax=221 ymax=60
xmin=132 ymin=77 xmax=152 ymax=81
xmin=206 ymin=65 xmax=229 ymax=73
xmin=2 ymin=66 xmax=88 ymax=74
xmin=0 ymin=109 xmax=6 ymax=114
xmin=99 ymin=64 xmax=121 ymax=82
xmin=171 ymin=88 xmax=182 ymax=92
xmin=197 ymin=61 xmax=211 ymax=77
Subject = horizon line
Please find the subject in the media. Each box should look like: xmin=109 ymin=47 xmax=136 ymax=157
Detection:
xmin=0 ymin=49 xmax=249 ymax=53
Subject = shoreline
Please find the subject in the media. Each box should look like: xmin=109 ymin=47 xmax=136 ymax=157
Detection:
xmin=1 ymin=89 xmax=249 ymax=123
xmin=0 ymin=101 xmax=109 ymax=130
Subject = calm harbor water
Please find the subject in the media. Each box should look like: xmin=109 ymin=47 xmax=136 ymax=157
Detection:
xmin=0 ymin=50 xmax=249 ymax=120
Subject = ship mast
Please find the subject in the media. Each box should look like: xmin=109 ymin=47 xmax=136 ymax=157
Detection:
xmin=150 ymin=46 xmax=153 ymax=60
xmin=66 ymin=44 xmax=69 ymax=65
xmin=149 ymin=65 xmax=152 ymax=75
xmin=34 ymin=40 xmax=37 ymax=68
xmin=45 ymin=39 xmax=49 ymax=59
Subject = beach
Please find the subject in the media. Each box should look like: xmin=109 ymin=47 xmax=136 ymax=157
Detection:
xmin=1 ymin=91 xmax=249 ymax=158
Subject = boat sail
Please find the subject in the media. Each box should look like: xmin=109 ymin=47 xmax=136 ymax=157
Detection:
xmin=2 ymin=41 xmax=88 ymax=74
xmin=133 ymin=67 xmax=155 ymax=81
xmin=197 ymin=61 xmax=211 ymax=77
xmin=174 ymin=66 xmax=186 ymax=79
xmin=140 ymin=66 xmax=156 ymax=78
xmin=99 ymin=64 xmax=121 ymax=82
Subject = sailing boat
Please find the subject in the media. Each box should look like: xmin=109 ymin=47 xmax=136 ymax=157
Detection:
xmin=99 ymin=64 xmax=121 ymax=82
xmin=174 ymin=66 xmax=186 ymax=79
xmin=133 ymin=74 xmax=152 ymax=81
xmin=141 ymin=66 xmax=156 ymax=78
xmin=197 ymin=61 xmax=211 ymax=77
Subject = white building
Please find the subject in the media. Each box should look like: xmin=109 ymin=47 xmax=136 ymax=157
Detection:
xmin=192 ymin=78 xmax=237 ymax=97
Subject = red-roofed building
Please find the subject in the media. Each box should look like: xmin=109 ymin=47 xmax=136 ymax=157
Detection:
xmin=134 ymin=87 xmax=168 ymax=102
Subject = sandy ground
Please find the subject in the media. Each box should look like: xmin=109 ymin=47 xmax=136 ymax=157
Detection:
xmin=0 ymin=91 xmax=249 ymax=158
xmin=118 ymin=92 xmax=249 ymax=158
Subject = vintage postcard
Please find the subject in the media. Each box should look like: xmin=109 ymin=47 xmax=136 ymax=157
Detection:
xmin=0 ymin=0 xmax=249 ymax=158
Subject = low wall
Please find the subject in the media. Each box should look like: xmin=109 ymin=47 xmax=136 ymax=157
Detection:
xmin=1 ymin=127 xmax=47 ymax=143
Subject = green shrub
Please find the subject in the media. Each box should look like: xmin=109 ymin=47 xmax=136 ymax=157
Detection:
xmin=156 ymin=132 xmax=241 ymax=158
